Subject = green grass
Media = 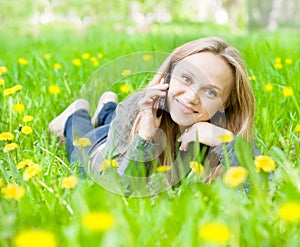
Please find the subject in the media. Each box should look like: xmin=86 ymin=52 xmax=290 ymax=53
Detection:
xmin=0 ymin=23 xmax=300 ymax=247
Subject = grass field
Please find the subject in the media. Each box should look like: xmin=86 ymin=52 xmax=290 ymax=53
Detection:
xmin=0 ymin=23 xmax=300 ymax=247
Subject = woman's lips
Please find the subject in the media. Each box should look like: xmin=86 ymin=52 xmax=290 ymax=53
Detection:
xmin=175 ymin=98 xmax=198 ymax=114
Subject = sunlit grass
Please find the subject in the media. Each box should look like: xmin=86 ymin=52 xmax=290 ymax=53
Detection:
xmin=0 ymin=25 xmax=299 ymax=246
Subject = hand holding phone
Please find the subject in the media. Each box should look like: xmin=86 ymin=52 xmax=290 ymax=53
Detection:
xmin=156 ymin=72 xmax=171 ymax=118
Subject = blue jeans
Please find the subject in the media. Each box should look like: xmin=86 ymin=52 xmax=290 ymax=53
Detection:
xmin=64 ymin=102 xmax=117 ymax=165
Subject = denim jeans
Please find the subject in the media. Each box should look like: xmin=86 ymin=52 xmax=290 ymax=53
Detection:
xmin=64 ymin=102 xmax=117 ymax=165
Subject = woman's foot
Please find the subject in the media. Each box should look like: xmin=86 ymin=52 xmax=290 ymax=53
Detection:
xmin=49 ymin=99 xmax=90 ymax=143
xmin=91 ymin=92 xmax=118 ymax=127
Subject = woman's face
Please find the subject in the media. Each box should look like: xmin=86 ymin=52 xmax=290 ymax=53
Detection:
xmin=167 ymin=52 xmax=234 ymax=127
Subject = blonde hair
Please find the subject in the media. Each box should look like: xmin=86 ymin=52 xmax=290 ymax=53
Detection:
xmin=131 ymin=37 xmax=255 ymax=169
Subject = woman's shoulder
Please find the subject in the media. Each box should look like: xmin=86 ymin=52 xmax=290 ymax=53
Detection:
xmin=119 ymin=91 xmax=144 ymax=107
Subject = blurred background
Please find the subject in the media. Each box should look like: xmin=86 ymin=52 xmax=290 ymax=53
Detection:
xmin=1 ymin=0 xmax=299 ymax=36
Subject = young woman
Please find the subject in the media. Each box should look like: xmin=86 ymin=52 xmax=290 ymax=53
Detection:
xmin=49 ymin=37 xmax=259 ymax=196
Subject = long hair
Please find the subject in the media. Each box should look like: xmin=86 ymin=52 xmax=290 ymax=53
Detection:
xmin=130 ymin=37 xmax=255 ymax=170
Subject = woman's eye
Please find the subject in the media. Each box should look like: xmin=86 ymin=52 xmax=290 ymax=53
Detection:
xmin=206 ymin=89 xmax=217 ymax=97
xmin=181 ymin=75 xmax=190 ymax=83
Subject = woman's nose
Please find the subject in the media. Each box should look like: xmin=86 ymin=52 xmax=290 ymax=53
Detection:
xmin=185 ymin=87 xmax=200 ymax=105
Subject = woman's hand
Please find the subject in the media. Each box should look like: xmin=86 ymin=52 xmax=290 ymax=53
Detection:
xmin=138 ymin=83 xmax=169 ymax=140
xmin=178 ymin=122 xmax=234 ymax=151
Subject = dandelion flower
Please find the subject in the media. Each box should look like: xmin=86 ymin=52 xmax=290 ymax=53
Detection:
xmin=120 ymin=84 xmax=131 ymax=93
xmin=21 ymin=126 xmax=32 ymax=135
xmin=48 ymin=85 xmax=61 ymax=95
xmin=73 ymin=138 xmax=92 ymax=147
xmin=255 ymin=155 xmax=275 ymax=173
xmin=97 ymin=53 xmax=103 ymax=58
xmin=18 ymin=58 xmax=28 ymax=65
xmin=82 ymin=53 xmax=90 ymax=60
xmin=264 ymin=83 xmax=273 ymax=92
xmin=23 ymin=115 xmax=33 ymax=123
xmin=17 ymin=159 xmax=34 ymax=170
xmin=198 ymin=222 xmax=231 ymax=244
xmin=4 ymin=84 xmax=22 ymax=96
xmin=0 ymin=132 xmax=14 ymax=141
xmin=23 ymin=164 xmax=42 ymax=181
xmin=295 ymin=124 xmax=300 ymax=133
xmin=217 ymin=133 xmax=233 ymax=143
xmin=93 ymin=61 xmax=99 ymax=67
xmin=156 ymin=165 xmax=171 ymax=172
xmin=285 ymin=58 xmax=293 ymax=64
xmin=223 ymin=166 xmax=248 ymax=187
xmin=142 ymin=54 xmax=152 ymax=61
xmin=14 ymin=103 xmax=25 ymax=113
xmin=73 ymin=58 xmax=81 ymax=66
xmin=53 ymin=63 xmax=62 ymax=69
xmin=0 ymin=66 xmax=8 ymax=74
xmin=3 ymin=142 xmax=19 ymax=152
xmin=0 ymin=79 xmax=4 ymax=86
xmin=278 ymin=201 xmax=300 ymax=222
xmin=282 ymin=87 xmax=293 ymax=97
xmin=190 ymin=161 xmax=204 ymax=177
xmin=121 ymin=69 xmax=131 ymax=77
xmin=248 ymin=75 xmax=256 ymax=81
xmin=82 ymin=211 xmax=115 ymax=231
xmin=14 ymin=229 xmax=57 ymax=247
xmin=99 ymin=159 xmax=119 ymax=171
xmin=1 ymin=183 xmax=25 ymax=200
xmin=61 ymin=175 xmax=78 ymax=189
xmin=274 ymin=63 xmax=283 ymax=69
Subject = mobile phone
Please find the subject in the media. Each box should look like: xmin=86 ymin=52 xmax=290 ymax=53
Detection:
xmin=156 ymin=72 xmax=171 ymax=118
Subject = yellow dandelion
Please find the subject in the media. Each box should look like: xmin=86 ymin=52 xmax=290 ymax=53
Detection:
xmin=274 ymin=63 xmax=283 ymax=69
xmin=275 ymin=58 xmax=281 ymax=63
xmin=0 ymin=66 xmax=8 ymax=74
xmin=285 ymin=58 xmax=293 ymax=65
xmin=73 ymin=58 xmax=81 ymax=66
xmin=18 ymin=58 xmax=28 ymax=65
xmin=13 ymin=103 xmax=25 ymax=113
xmin=282 ymin=87 xmax=293 ymax=97
xmin=120 ymin=84 xmax=131 ymax=93
xmin=248 ymin=75 xmax=256 ymax=81
xmin=23 ymin=164 xmax=42 ymax=181
xmin=1 ymin=183 xmax=25 ymax=200
xmin=0 ymin=132 xmax=14 ymax=141
xmin=82 ymin=211 xmax=115 ymax=232
xmin=53 ymin=63 xmax=62 ymax=69
xmin=278 ymin=201 xmax=300 ymax=222
xmin=294 ymin=124 xmax=300 ymax=133
xmin=142 ymin=54 xmax=152 ymax=61
xmin=3 ymin=142 xmax=19 ymax=152
xmin=97 ymin=53 xmax=103 ymax=58
xmin=217 ymin=133 xmax=234 ymax=143
xmin=198 ymin=222 xmax=231 ymax=244
xmin=0 ymin=178 xmax=4 ymax=187
xmin=99 ymin=159 xmax=119 ymax=171
xmin=156 ymin=165 xmax=171 ymax=172
xmin=14 ymin=229 xmax=57 ymax=247
xmin=255 ymin=155 xmax=275 ymax=173
xmin=264 ymin=83 xmax=273 ymax=92
xmin=48 ymin=85 xmax=61 ymax=95
xmin=190 ymin=161 xmax=204 ymax=177
xmin=17 ymin=159 xmax=34 ymax=170
xmin=90 ymin=56 xmax=97 ymax=62
xmin=73 ymin=138 xmax=92 ymax=147
xmin=223 ymin=166 xmax=248 ymax=188
xmin=61 ymin=175 xmax=78 ymax=189
xmin=21 ymin=126 xmax=33 ymax=135
xmin=4 ymin=84 xmax=22 ymax=96
xmin=121 ymin=69 xmax=131 ymax=77
xmin=82 ymin=53 xmax=90 ymax=60
xmin=44 ymin=53 xmax=51 ymax=59
xmin=0 ymin=79 xmax=4 ymax=86
xmin=93 ymin=61 xmax=99 ymax=67
xmin=23 ymin=115 xmax=33 ymax=123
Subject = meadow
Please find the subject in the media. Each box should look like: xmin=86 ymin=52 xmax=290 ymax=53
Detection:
xmin=0 ymin=23 xmax=300 ymax=246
